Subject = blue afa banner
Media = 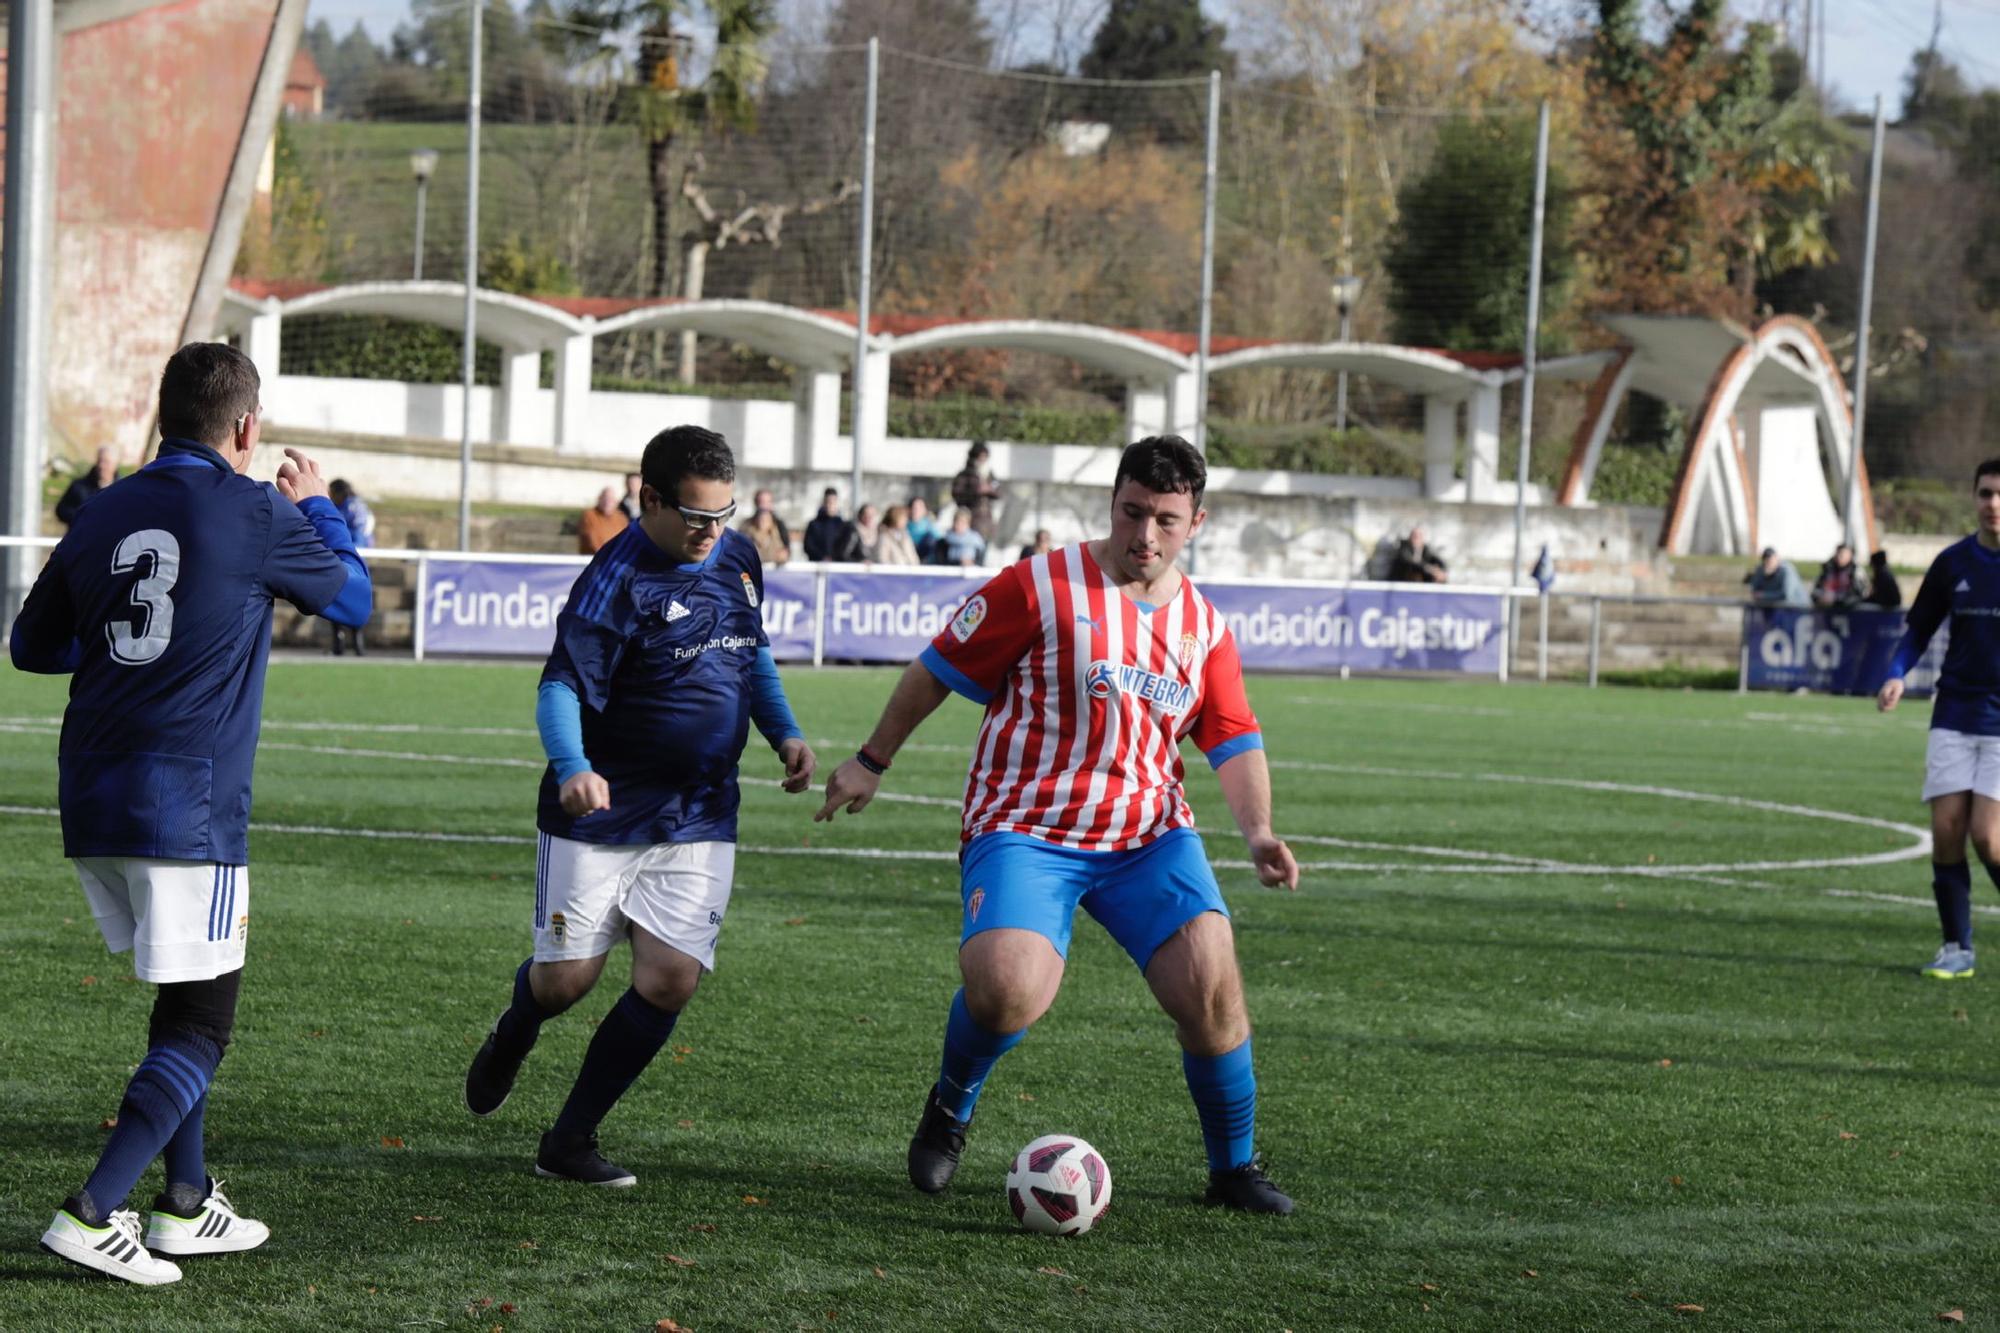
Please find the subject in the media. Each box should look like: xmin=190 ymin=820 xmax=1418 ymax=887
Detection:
xmin=1743 ymin=607 xmax=1943 ymax=696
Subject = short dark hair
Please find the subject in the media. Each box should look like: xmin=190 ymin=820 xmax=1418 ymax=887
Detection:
xmin=1114 ymin=435 xmax=1206 ymax=511
xmin=159 ymin=342 xmax=260 ymax=446
xmin=1976 ymin=459 xmax=2000 ymax=486
xmin=967 ymin=441 xmax=990 ymax=464
xmin=640 ymin=425 xmax=735 ymax=503
xmin=823 ymin=486 xmax=840 ymax=500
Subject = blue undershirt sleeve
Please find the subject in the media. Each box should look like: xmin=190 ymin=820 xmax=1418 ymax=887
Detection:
xmin=749 ymin=647 xmax=804 ymax=750
xmin=299 ymin=496 xmax=373 ymax=628
xmin=536 ymin=679 xmax=592 ymax=784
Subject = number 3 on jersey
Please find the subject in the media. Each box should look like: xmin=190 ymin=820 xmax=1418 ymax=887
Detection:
xmin=108 ymin=529 xmax=181 ymax=664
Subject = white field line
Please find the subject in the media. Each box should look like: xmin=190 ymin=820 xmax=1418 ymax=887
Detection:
xmin=1284 ymin=697 xmax=1513 ymax=717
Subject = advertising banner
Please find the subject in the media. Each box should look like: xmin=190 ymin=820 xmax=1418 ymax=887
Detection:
xmin=1743 ymin=607 xmax=1942 ymax=696
xmin=1202 ymin=583 xmax=1506 ymax=674
xmin=760 ymin=567 xmax=818 ymax=662
xmin=818 ymin=570 xmax=989 ymax=662
xmin=421 ymin=559 xmax=579 ymax=657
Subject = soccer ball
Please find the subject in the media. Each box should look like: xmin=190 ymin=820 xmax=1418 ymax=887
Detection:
xmin=1006 ymin=1134 xmax=1112 ymax=1236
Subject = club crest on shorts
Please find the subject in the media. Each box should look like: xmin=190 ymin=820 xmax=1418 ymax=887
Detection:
xmin=740 ymin=571 xmax=758 ymax=607
xmin=550 ymin=910 xmax=567 ymax=943
xmin=967 ymin=886 xmax=985 ymax=923
xmin=950 ymin=595 xmax=989 ymax=643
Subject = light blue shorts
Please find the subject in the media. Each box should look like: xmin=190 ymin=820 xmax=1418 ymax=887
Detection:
xmin=957 ymin=828 xmax=1229 ymax=972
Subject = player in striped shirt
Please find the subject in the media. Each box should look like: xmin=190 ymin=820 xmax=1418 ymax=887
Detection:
xmin=816 ymin=436 xmax=1300 ymax=1213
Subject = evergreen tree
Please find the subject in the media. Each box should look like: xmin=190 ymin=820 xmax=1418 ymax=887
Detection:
xmin=1079 ymin=0 xmax=1230 ymax=82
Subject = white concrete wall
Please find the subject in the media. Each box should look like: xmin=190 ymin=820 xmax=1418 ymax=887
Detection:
xmin=1753 ymin=404 xmax=1844 ymax=562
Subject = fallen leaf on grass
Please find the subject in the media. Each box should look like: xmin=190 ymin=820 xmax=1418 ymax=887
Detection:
xmin=784 ymin=917 xmax=808 ymax=926
xmin=1669 ymin=1176 xmax=1684 ymax=1187
xmin=98 ymin=1116 xmax=118 ymax=1129
xmin=1627 ymin=1292 xmax=1645 ymax=1301
xmin=81 ymin=976 xmax=97 ymax=986
xmin=1953 ymin=1009 xmax=1969 ymax=1023
xmin=1890 ymin=1151 xmax=1904 ymax=1160
xmin=655 ymin=1320 xmax=691 ymax=1332
xmin=677 ymin=1119 xmax=695 ymax=1129
xmin=380 ymin=1135 xmax=406 ymax=1149
xmin=412 ymin=1215 xmax=442 ymax=1222
xmin=1037 ymin=1266 xmax=1067 ymax=1277
xmin=1522 ymin=1270 xmax=1538 ymax=1278
xmin=663 ymin=1254 xmax=697 ymax=1268
xmin=674 ymin=1045 xmax=693 ymax=1055
xmin=308 ymin=1284 xmax=317 ymax=1294
xmin=500 ymin=1303 xmax=517 ymax=1313
xmin=872 ymin=1267 xmax=886 ymax=1279
xmin=1657 ymin=1059 xmax=1673 ymax=1068
xmin=517 ymin=1241 xmax=538 ymax=1249
xmin=1017 ymin=1093 xmax=1036 ymax=1102
xmin=688 ymin=1223 xmax=716 ymax=1233
xmin=1938 ymin=1311 xmax=1965 ymax=1324
xmin=1419 ymin=1283 xmax=1438 ymax=1293
xmin=741 ymin=1195 xmax=767 ymax=1206
xmin=1838 ymin=1131 xmax=1859 ymax=1141
xmin=1674 ymin=1304 xmax=1704 ymax=1314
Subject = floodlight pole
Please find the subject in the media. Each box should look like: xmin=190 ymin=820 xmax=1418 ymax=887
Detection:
xmin=1846 ymin=96 xmax=1886 ymax=554
xmin=1510 ymin=100 xmax=1550 ymax=595
xmin=849 ymin=38 xmax=878 ymax=513
xmin=457 ymin=0 xmax=484 ymax=552
xmin=1194 ymin=70 xmax=1220 ymax=454
xmin=411 ymin=148 xmax=438 ymax=281
xmin=1 ymin=0 xmax=55 ymax=629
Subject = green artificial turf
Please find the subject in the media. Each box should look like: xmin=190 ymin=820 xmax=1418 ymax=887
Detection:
xmin=0 ymin=664 xmax=1994 ymax=1329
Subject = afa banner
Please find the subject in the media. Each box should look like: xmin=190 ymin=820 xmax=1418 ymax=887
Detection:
xmin=1202 ymin=583 xmax=1506 ymax=674
xmin=422 ymin=559 xmax=580 ymax=657
xmin=819 ymin=571 xmax=989 ymax=661
xmin=1743 ymin=607 xmax=1943 ymax=696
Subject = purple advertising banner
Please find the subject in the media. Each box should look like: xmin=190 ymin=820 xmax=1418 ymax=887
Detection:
xmin=422 ymin=558 xmax=579 ymax=657
xmin=819 ymin=570 xmax=989 ymax=661
xmin=761 ymin=566 xmax=818 ymax=662
xmin=1202 ymin=582 xmax=1505 ymax=673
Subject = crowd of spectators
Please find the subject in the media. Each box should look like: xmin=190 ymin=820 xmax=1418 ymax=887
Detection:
xmin=1746 ymin=543 xmax=1902 ymax=610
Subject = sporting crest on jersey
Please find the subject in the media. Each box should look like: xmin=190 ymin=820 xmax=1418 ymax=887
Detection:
xmin=741 ymin=571 xmax=759 ymax=607
xmin=1178 ymin=632 xmax=1200 ymax=668
xmin=950 ymin=595 xmax=989 ymax=643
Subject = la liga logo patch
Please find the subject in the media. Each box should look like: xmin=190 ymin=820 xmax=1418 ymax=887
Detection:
xmin=949 ymin=595 xmax=989 ymax=643
xmin=740 ymin=572 xmax=759 ymax=607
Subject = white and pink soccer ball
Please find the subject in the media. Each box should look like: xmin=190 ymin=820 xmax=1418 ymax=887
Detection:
xmin=1006 ymin=1134 xmax=1112 ymax=1236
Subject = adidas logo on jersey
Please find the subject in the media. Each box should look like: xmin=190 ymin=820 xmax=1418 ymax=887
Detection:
xmin=1957 ymin=580 xmax=1973 ymax=593
xmin=666 ymin=600 xmax=691 ymax=622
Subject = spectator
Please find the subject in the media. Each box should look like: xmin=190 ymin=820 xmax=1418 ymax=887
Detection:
xmin=55 ymin=446 xmax=119 ymax=527
xmin=950 ymin=441 xmax=1002 ymax=542
xmin=853 ymin=503 xmax=882 ymax=558
xmin=327 ymin=479 xmax=376 ymax=656
xmin=1744 ymin=546 xmax=1808 ymax=607
xmin=804 ymin=487 xmax=863 ymax=562
xmin=1865 ymin=550 xmax=1902 ymax=609
xmin=1389 ymin=525 xmax=1448 ymax=583
xmin=1019 ymin=528 xmax=1055 ymax=561
xmin=740 ymin=490 xmax=792 ymax=566
xmin=1812 ymin=543 xmax=1865 ymax=609
xmin=872 ymin=504 xmax=921 ymax=565
xmin=906 ymin=495 xmax=941 ymax=561
xmin=618 ymin=471 xmax=644 ymax=524
xmin=578 ymin=485 xmax=629 ymax=555
xmin=941 ymin=508 xmax=987 ymax=567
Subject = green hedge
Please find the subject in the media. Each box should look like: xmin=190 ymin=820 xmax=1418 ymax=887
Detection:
xmin=282 ymin=315 xmax=502 ymax=385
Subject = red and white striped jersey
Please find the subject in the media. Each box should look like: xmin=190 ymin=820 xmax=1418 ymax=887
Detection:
xmin=919 ymin=542 xmax=1263 ymax=851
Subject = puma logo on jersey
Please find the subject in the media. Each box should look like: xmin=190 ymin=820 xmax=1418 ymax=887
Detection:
xmin=667 ymin=600 xmax=692 ymax=622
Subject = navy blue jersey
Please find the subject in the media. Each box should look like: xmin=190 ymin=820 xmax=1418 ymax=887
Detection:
xmin=1888 ymin=535 xmax=2000 ymax=735
xmin=8 ymin=439 xmax=369 ymax=862
xmin=537 ymin=524 xmax=769 ymax=845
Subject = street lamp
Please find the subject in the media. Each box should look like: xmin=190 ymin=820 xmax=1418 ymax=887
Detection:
xmin=410 ymin=148 xmax=439 ymax=280
xmin=1330 ymin=274 xmax=1364 ymax=434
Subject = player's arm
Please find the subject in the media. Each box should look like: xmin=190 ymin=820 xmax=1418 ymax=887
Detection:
xmin=263 ymin=448 xmax=372 ymax=627
xmin=1879 ymin=557 xmax=1952 ymax=711
xmin=538 ymin=567 xmax=631 ymax=817
xmin=749 ymin=647 xmax=815 ymax=793
xmin=537 ymin=679 xmax=608 ymax=817
xmin=1191 ymin=630 xmax=1298 ymax=890
xmin=8 ymin=548 xmax=83 ymax=674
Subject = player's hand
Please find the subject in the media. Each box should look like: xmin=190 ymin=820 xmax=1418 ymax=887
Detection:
xmin=1248 ymin=832 xmax=1299 ymax=891
xmin=559 ymin=770 xmax=611 ymax=818
xmin=778 ymin=737 xmax=817 ymax=793
xmin=275 ymin=448 xmax=331 ymax=504
xmin=814 ymin=758 xmax=880 ymax=821
xmin=1877 ymin=678 xmax=1906 ymax=712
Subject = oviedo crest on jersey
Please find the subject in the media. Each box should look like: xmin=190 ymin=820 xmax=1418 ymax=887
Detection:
xmin=950 ymin=594 xmax=989 ymax=643
xmin=740 ymin=571 xmax=759 ymax=607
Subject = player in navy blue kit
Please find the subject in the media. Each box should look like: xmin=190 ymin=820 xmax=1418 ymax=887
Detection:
xmin=463 ymin=425 xmax=815 ymax=1186
xmin=10 ymin=343 xmax=370 ymax=1285
xmin=1878 ymin=458 xmax=2000 ymax=981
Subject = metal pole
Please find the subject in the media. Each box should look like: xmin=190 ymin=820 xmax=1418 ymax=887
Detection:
xmin=1846 ymin=96 xmax=1886 ymax=554
xmin=414 ymin=179 xmax=429 ymax=281
xmin=1335 ymin=308 xmax=1351 ymax=433
xmin=1587 ymin=596 xmax=1602 ymax=688
xmin=413 ymin=557 xmax=429 ymax=662
xmin=1737 ymin=608 xmax=1750 ymax=694
xmin=457 ymin=0 xmax=484 ymax=551
xmin=1194 ymin=70 xmax=1220 ymax=452
xmin=1 ymin=0 xmax=56 ymax=629
xmin=849 ymin=38 xmax=878 ymax=514
xmin=1511 ymin=100 xmax=1550 ymax=592
xmin=1537 ymin=591 xmax=1549 ymax=682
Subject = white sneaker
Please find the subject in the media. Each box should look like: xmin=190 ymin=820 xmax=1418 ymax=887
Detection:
xmin=41 ymin=1205 xmax=183 ymax=1285
xmin=144 ymin=1178 xmax=270 ymax=1255
xmin=1922 ymin=943 xmax=1976 ymax=980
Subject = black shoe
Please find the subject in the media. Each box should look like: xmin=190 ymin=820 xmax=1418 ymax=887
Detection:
xmin=1205 ymin=1160 xmax=1295 ymax=1214
xmin=464 ymin=1025 xmax=531 ymax=1118
xmin=907 ymin=1086 xmax=969 ymax=1194
xmin=534 ymin=1130 xmax=636 ymax=1187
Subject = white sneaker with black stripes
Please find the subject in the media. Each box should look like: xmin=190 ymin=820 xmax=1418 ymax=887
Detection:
xmin=143 ymin=1178 xmax=270 ymax=1255
xmin=41 ymin=1203 xmax=183 ymax=1285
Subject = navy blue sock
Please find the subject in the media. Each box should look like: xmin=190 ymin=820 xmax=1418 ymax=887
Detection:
xmin=550 ymin=989 xmax=678 ymax=1140
xmin=1935 ymin=860 xmax=1973 ymax=948
xmin=935 ymin=988 xmax=1026 ymax=1122
xmin=160 ymin=1093 xmax=207 ymax=1195
xmin=81 ymin=1035 xmax=220 ymax=1213
xmin=1182 ymin=1038 xmax=1258 ymax=1172
xmin=494 ymin=958 xmax=552 ymax=1053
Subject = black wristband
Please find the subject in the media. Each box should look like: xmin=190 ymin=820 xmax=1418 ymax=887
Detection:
xmin=855 ymin=747 xmax=889 ymax=776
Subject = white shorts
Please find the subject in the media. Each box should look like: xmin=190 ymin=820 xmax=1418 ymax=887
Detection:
xmin=533 ymin=833 xmax=735 ymax=971
xmin=74 ymin=859 xmax=248 ymax=984
xmin=1923 ymin=729 xmax=2000 ymax=802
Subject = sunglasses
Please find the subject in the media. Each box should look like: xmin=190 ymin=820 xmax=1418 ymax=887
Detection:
xmin=674 ymin=501 xmax=737 ymax=530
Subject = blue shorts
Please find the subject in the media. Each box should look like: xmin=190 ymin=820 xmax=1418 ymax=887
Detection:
xmin=957 ymin=828 xmax=1228 ymax=972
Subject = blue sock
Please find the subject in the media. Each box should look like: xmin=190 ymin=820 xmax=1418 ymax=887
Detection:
xmin=935 ymin=988 xmax=1026 ymax=1122
xmin=1935 ymin=860 xmax=1973 ymax=948
xmin=550 ymin=989 xmax=678 ymax=1140
xmin=1182 ymin=1038 xmax=1258 ymax=1172
xmin=81 ymin=1035 xmax=220 ymax=1213
xmin=494 ymin=958 xmax=552 ymax=1052
xmin=161 ymin=1092 xmax=207 ymax=1195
